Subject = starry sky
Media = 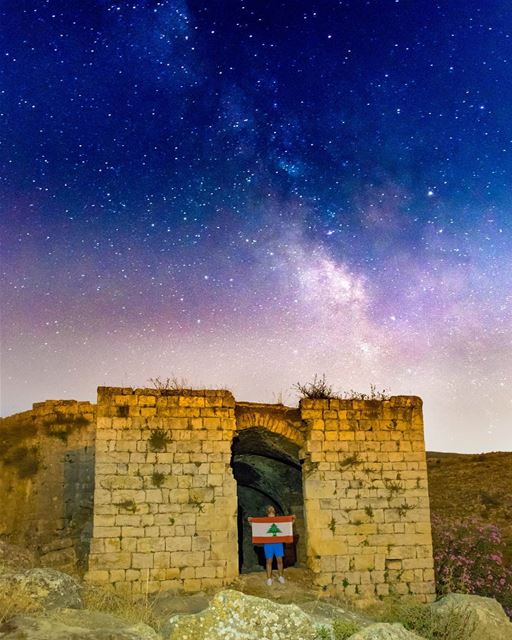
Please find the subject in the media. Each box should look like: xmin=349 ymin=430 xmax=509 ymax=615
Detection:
xmin=1 ymin=1 xmax=511 ymax=452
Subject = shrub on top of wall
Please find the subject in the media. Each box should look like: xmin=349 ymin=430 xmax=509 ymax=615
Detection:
xmin=294 ymin=375 xmax=390 ymax=401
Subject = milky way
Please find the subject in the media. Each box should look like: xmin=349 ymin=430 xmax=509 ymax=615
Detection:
xmin=1 ymin=1 xmax=511 ymax=452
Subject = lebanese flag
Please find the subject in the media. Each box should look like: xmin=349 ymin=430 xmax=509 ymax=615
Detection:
xmin=250 ymin=516 xmax=294 ymax=544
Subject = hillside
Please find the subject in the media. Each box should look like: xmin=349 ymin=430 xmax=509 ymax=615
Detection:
xmin=427 ymin=451 xmax=512 ymax=562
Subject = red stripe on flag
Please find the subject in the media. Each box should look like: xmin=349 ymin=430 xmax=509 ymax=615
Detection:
xmin=249 ymin=516 xmax=294 ymax=523
xmin=252 ymin=536 xmax=294 ymax=544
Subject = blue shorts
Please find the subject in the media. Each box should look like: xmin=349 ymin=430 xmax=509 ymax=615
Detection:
xmin=263 ymin=543 xmax=284 ymax=559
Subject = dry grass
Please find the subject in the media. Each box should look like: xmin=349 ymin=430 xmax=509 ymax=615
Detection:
xmin=427 ymin=451 xmax=512 ymax=563
xmin=366 ymin=599 xmax=475 ymax=640
xmin=0 ymin=580 xmax=43 ymax=624
xmin=81 ymin=584 xmax=160 ymax=631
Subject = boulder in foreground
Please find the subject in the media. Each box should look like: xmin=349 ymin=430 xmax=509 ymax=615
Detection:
xmin=0 ymin=567 xmax=82 ymax=610
xmin=348 ymin=622 xmax=424 ymax=640
xmin=431 ymin=593 xmax=512 ymax=640
xmin=0 ymin=608 xmax=160 ymax=640
xmin=165 ymin=589 xmax=316 ymax=640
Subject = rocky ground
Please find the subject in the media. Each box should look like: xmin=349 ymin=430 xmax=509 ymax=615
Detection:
xmin=1 ymin=451 xmax=511 ymax=638
xmin=0 ymin=555 xmax=511 ymax=640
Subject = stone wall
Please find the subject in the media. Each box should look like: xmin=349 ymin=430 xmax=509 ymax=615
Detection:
xmin=2 ymin=387 xmax=435 ymax=605
xmin=301 ymin=396 xmax=435 ymax=605
xmin=86 ymin=387 xmax=238 ymax=595
xmin=0 ymin=400 xmax=96 ymax=571
xmin=86 ymin=388 xmax=435 ymax=604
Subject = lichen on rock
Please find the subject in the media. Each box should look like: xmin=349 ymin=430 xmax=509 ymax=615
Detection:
xmin=430 ymin=593 xmax=512 ymax=640
xmin=348 ymin=622 xmax=425 ymax=640
xmin=165 ymin=589 xmax=317 ymax=640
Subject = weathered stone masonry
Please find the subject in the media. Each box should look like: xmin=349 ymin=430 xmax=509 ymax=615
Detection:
xmin=301 ymin=396 xmax=435 ymax=605
xmin=0 ymin=400 xmax=96 ymax=570
xmin=86 ymin=388 xmax=239 ymax=595
xmin=85 ymin=387 xmax=436 ymax=604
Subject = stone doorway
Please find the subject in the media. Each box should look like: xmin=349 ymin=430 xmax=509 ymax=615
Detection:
xmin=231 ymin=427 xmax=305 ymax=573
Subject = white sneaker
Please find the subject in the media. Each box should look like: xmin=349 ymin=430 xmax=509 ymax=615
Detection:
xmin=266 ymin=578 xmax=273 ymax=586
xmin=278 ymin=576 xmax=285 ymax=584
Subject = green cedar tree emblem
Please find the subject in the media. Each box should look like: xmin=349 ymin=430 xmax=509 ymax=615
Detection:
xmin=267 ymin=523 xmax=282 ymax=536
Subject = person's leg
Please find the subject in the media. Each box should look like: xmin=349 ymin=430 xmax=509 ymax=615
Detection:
xmin=276 ymin=556 xmax=284 ymax=577
xmin=266 ymin=557 xmax=273 ymax=579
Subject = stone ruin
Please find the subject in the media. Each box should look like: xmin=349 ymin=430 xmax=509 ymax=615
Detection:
xmin=0 ymin=386 xmax=436 ymax=607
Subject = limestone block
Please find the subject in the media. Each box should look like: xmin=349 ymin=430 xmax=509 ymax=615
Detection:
xmin=93 ymin=526 xmax=121 ymax=538
xmin=171 ymin=551 xmax=204 ymax=567
xmin=181 ymin=578 xmax=201 ymax=592
xmin=353 ymin=555 xmax=375 ymax=571
xmin=145 ymin=489 xmax=163 ymax=503
xmin=132 ymin=553 xmax=153 ymax=569
xmin=137 ymin=537 xmax=165 ymax=553
xmin=165 ymin=536 xmax=192 ymax=552
xmin=192 ymin=475 xmax=208 ymax=488
xmin=192 ymin=536 xmax=211 ymax=551
xmin=104 ymin=538 xmax=122 ymax=553
xmin=179 ymin=567 xmax=195 ymax=580
xmin=95 ymin=515 xmax=117 ymax=527
xmin=169 ymin=488 xmax=190 ymax=503
xmin=121 ymin=538 xmax=137 ymax=552
xmin=92 ymin=552 xmax=131 ymax=569
xmin=109 ymin=569 xmax=126 ymax=583
xmin=178 ymin=396 xmax=205 ymax=408
xmin=121 ymin=526 xmax=145 ymax=538
xmin=95 ymin=463 xmax=118 ymax=476
xmin=423 ymin=568 xmax=435 ymax=581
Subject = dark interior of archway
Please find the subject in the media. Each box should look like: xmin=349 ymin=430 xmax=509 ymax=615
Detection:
xmin=231 ymin=428 xmax=304 ymax=573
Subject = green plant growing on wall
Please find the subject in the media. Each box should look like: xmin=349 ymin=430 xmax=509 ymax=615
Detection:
xmin=190 ymin=496 xmax=205 ymax=513
xmin=362 ymin=466 xmax=374 ymax=476
xmin=384 ymin=479 xmax=404 ymax=497
xmin=294 ymin=373 xmax=336 ymax=399
xmin=340 ymin=384 xmax=390 ymax=400
xmin=117 ymin=405 xmax=129 ymax=418
xmin=359 ymin=538 xmax=370 ymax=547
xmin=342 ymin=577 xmax=350 ymax=589
xmin=116 ymin=500 xmax=137 ymax=513
xmin=387 ymin=418 xmax=398 ymax=430
xmin=151 ymin=472 xmax=166 ymax=487
xmin=148 ymin=428 xmax=171 ymax=452
xmin=328 ymin=517 xmax=337 ymax=534
xmin=46 ymin=413 xmax=90 ymax=442
xmin=148 ymin=376 xmax=190 ymax=394
xmin=397 ymin=502 xmax=416 ymax=518
xmin=339 ymin=453 xmax=361 ymax=470
xmin=364 ymin=505 xmax=374 ymax=519
xmin=53 ymin=413 xmax=90 ymax=427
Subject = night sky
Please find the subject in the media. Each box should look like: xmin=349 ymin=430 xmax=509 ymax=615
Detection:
xmin=1 ymin=1 xmax=511 ymax=452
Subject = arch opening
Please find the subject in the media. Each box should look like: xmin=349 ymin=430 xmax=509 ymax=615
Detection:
xmin=231 ymin=427 xmax=305 ymax=573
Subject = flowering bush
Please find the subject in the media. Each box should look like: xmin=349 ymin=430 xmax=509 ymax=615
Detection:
xmin=431 ymin=515 xmax=512 ymax=618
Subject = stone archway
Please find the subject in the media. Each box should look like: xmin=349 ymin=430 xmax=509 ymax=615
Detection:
xmin=234 ymin=403 xmax=306 ymax=448
xmin=232 ymin=403 xmax=306 ymax=573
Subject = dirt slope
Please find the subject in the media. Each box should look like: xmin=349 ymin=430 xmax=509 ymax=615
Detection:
xmin=427 ymin=451 xmax=512 ymax=561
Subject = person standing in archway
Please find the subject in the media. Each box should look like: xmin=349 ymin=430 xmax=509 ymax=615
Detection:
xmin=249 ymin=505 xmax=295 ymax=586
